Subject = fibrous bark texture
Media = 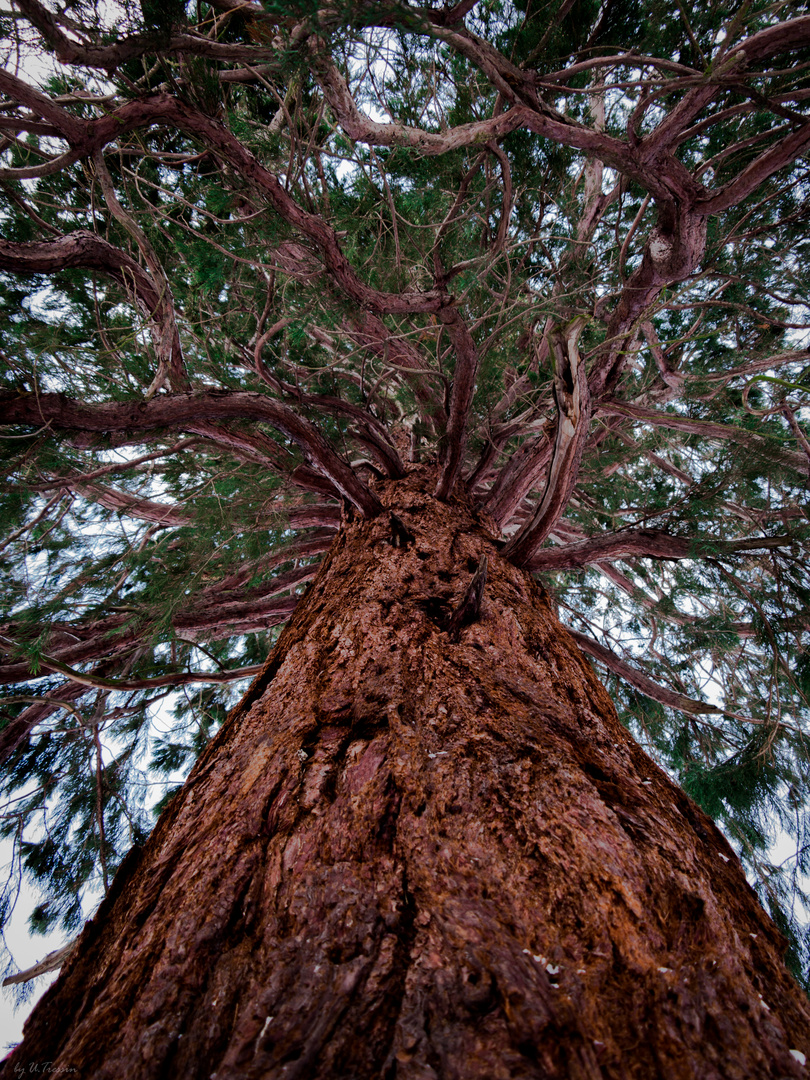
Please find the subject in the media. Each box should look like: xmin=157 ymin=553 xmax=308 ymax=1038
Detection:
xmin=4 ymin=469 xmax=809 ymax=1079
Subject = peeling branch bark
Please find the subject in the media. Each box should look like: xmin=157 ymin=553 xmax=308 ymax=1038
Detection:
xmin=525 ymin=528 xmax=793 ymax=572
xmin=3 ymin=942 xmax=77 ymax=987
xmin=434 ymin=307 xmax=480 ymax=501
xmin=503 ymin=320 xmax=591 ymax=566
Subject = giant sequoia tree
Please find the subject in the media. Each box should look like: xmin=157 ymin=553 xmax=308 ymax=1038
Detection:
xmin=1 ymin=0 xmax=810 ymax=1074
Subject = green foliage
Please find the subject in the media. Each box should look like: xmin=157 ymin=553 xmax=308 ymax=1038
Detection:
xmin=0 ymin=0 xmax=809 ymax=996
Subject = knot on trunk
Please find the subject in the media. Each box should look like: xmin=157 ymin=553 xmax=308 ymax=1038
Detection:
xmin=446 ymin=554 xmax=488 ymax=642
xmin=389 ymin=512 xmax=415 ymax=548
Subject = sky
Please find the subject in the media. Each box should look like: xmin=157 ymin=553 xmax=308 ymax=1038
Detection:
xmin=0 ymin=878 xmax=61 ymax=1051
xmin=1 ymin=0 xmax=808 ymax=1058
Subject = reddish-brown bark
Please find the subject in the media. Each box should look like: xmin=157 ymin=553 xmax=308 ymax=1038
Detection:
xmin=602 ymin=399 xmax=810 ymax=473
xmin=482 ymin=424 xmax=554 ymax=528
xmin=435 ymin=309 xmax=480 ymax=501
xmin=4 ymin=469 xmax=808 ymax=1080
xmin=0 ymin=388 xmax=383 ymax=517
xmin=502 ymin=320 xmax=591 ymax=565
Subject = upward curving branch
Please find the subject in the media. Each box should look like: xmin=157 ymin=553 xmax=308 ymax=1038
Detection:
xmin=435 ymin=307 xmax=480 ymax=501
xmin=0 ymin=230 xmax=187 ymax=392
xmin=503 ymin=319 xmax=591 ymax=567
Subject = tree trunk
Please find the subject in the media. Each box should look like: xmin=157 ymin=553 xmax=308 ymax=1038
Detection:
xmin=4 ymin=469 xmax=809 ymax=1079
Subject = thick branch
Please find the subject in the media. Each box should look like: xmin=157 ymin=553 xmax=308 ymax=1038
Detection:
xmin=0 ymin=593 xmax=300 ymax=687
xmin=3 ymin=943 xmax=77 ymax=987
xmin=568 ymin=629 xmax=725 ymax=717
xmin=182 ymin=422 xmax=340 ymax=499
xmin=482 ymin=424 xmax=554 ymax=527
xmin=698 ymin=122 xmax=810 ymax=215
xmin=525 ymin=528 xmax=794 ymax=572
xmin=503 ymin=320 xmax=591 ymax=566
xmin=725 ymin=15 xmax=810 ymax=64
xmin=434 ymin=307 xmax=480 ymax=500
xmin=10 ymin=0 xmax=285 ymax=69
xmin=0 ymin=389 xmax=383 ymax=517
xmin=315 ymin=53 xmax=529 ymax=155
xmin=601 ymin=400 xmax=810 ymax=475
xmin=0 ymin=66 xmax=85 ymax=142
xmin=284 ymin=504 xmax=342 ymax=530
xmin=76 ymin=484 xmax=191 ymax=527
xmin=0 ymin=230 xmax=185 ymax=390
xmin=32 ymin=656 xmax=265 ymax=693
xmin=590 ymin=209 xmax=708 ymax=398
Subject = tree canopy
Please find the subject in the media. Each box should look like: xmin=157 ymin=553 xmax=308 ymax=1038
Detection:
xmin=1 ymin=0 xmax=809 ymax=993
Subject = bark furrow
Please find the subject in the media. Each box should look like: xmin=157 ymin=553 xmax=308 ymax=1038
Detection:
xmin=5 ymin=470 xmax=809 ymax=1080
